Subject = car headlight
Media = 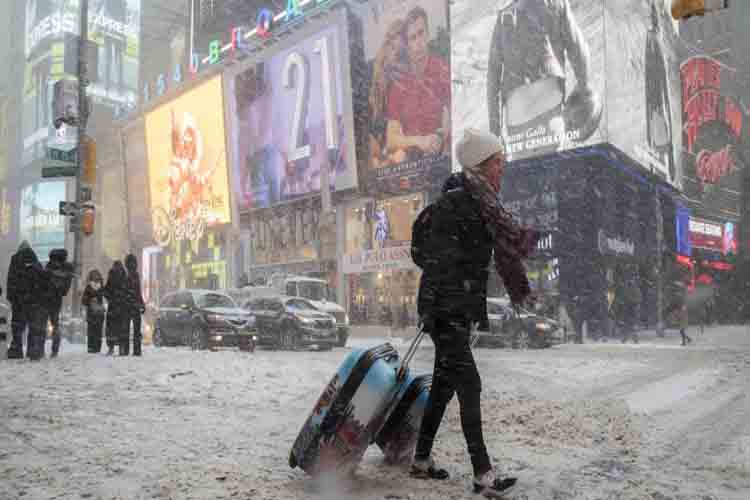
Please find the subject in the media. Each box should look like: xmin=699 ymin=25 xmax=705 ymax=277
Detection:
xmin=298 ymin=316 xmax=316 ymax=324
xmin=535 ymin=322 xmax=551 ymax=332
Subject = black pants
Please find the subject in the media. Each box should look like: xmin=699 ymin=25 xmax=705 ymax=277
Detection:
xmin=126 ymin=314 xmax=142 ymax=356
xmin=106 ymin=315 xmax=127 ymax=353
xmin=87 ymin=320 xmax=104 ymax=353
xmin=8 ymin=303 xmax=26 ymax=358
xmin=11 ymin=304 xmax=46 ymax=360
xmin=415 ymin=316 xmax=491 ymax=476
xmin=48 ymin=306 xmax=62 ymax=355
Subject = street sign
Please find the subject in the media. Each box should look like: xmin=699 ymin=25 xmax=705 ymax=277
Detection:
xmin=42 ymin=165 xmax=78 ymax=178
xmin=46 ymin=147 xmax=78 ymax=164
xmin=59 ymin=201 xmax=79 ymax=216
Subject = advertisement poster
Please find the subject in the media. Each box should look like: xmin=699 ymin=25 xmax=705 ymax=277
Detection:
xmin=350 ymin=0 xmax=451 ymax=194
xmin=606 ymin=0 xmax=682 ymax=186
xmin=88 ymin=0 xmax=141 ymax=108
xmin=343 ymin=194 xmax=424 ymax=274
xmin=688 ymin=217 xmax=737 ymax=256
xmin=145 ymin=76 xmax=231 ymax=248
xmin=19 ymin=181 xmax=67 ymax=262
xmin=247 ymin=200 xmax=322 ymax=267
xmin=452 ymin=0 xmax=605 ymax=163
xmin=228 ymin=23 xmax=357 ymax=212
xmin=680 ymin=55 xmax=743 ymax=221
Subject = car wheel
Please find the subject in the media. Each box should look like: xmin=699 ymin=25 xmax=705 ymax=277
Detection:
xmin=153 ymin=326 xmax=163 ymax=347
xmin=191 ymin=327 xmax=208 ymax=351
xmin=515 ymin=329 xmax=530 ymax=350
xmin=282 ymin=322 xmax=298 ymax=351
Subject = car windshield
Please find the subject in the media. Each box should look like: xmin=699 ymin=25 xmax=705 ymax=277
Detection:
xmin=296 ymin=282 xmax=329 ymax=301
xmin=487 ymin=302 xmax=509 ymax=316
xmin=197 ymin=293 xmax=235 ymax=309
xmin=286 ymin=299 xmax=316 ymax=312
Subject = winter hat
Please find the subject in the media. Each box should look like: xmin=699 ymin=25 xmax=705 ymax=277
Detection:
xmin=456 ymin=128 xmax=505 ymax=170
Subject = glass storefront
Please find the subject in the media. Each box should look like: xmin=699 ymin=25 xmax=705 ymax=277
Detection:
xmin=343 ymin=193 xmax=425 ymax=328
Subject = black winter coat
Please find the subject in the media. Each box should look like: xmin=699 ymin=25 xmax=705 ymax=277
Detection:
xmin=6 ymin=247 xmax=47 ymax=308
xmin=413 ymin=176 xmax=494 ymax=324
xmin=82 ymin=284 xmax=105 ymax=323
xmin=103 ymin=265 xmax=130 ymax=320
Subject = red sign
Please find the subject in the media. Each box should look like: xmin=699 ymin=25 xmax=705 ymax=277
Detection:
xmin=680 ymin=56 xmax=743 ymax=193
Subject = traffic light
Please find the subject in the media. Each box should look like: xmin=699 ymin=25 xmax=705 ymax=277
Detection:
xmin=671 ymin=0 xmax=729 ymax=19
xmin=81 ymin=135 xmax=97 ymax=185
xmin=81 ymin=204 xmax=95 ymax=236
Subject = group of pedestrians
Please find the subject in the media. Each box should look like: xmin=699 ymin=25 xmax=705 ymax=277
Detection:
xmin=4 ymin=241 xmax=145 ymax=360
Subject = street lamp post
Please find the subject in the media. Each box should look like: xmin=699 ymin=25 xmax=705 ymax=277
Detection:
xmin=72 ymin=0 xmax=89 ymax=317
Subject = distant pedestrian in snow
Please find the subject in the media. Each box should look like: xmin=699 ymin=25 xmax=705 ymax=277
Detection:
xmin=679 ymin=304 xmax=692 ymax=346
xmin=82 ymin=270 xmax=106 ymax=353
xmin=103 ymin=261 xmax=130 ymax=356
xmin=124 ymin=254 xmax=146 ymax=356
xmin=409 ymin=129 xmax=538 ymax=498
xmin=42 ymin=249 xmax=74 ymax=358
xmin=6 ymin=242 xmax=48 ymax=361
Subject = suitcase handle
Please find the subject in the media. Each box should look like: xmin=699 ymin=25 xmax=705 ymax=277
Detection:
xmin=396 ymin=324 xmax=426 ymax=381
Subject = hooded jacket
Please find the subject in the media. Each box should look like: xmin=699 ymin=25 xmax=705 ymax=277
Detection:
xmin=6 ymin=243 xmax=46 ymax=308
xmin=44 ymin=249 xmax=74 ymax=311
xmin=104 ymin=261 xmax=130 ymax=319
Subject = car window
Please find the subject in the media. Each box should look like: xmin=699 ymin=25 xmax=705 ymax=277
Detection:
xmin=285 ymin=282 xmax=297 ymax=296
xmin=286 ymin=299 xmax=312 ymax=311
xmin=177 ymin=292 xmax=194 ymax=308
xmin=197 ymin=293 xmax=235 ymax=308
xmin=487 ymin=302 xmax=506 ymax=316
xmin=268 ymin=299 xmax=284 ymax=312
xmin=160 ymin=295 xmax=175 ymax=308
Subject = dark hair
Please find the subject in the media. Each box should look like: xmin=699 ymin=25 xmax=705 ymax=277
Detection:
xmin=405 ymin=6 xmax=429 ymax=35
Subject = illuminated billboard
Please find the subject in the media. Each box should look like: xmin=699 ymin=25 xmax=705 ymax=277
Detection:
xmin=19 ymin=181 xmax=67 ymax=261
xmin=145 ymin=76 xmax=231 ymax=248
xmin=227 ymin=21 xmax=358 ymax=211
xmin=452 ymin=1 xmax=682 ymax=187
xmin=349 ymin=0 xmax=452 ymax=195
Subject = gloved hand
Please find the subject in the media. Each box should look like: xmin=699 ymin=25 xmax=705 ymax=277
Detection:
xmin=419 ymin=314 xmax=436 ymax=334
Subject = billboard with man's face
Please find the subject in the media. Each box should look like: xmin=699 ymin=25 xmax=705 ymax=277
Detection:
xmin=227 ymin=21 xmax=357 ymax=212
xmin=145 ymin=76 xmax=231 ymax=248
xmin=348 ymin=0 xmax=452 ymax=195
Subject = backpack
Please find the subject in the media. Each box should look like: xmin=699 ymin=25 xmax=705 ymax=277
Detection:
xmin=410 ymin=204 xmax=436 ymax=270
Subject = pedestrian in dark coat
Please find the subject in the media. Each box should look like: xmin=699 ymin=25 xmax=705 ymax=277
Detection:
xmin=103 ymin=261 xmax=129 ymax=356
xmin=410 ymin=129 xmax=538 ymax=498
xmin=6 ymin=242 xmax=48 ymax=360
xmin=124 ymin=254 xmax=146 ymax=356
xmin=43 ymin=249 xmax=74 ymax=357
xmin=82 ymin=269 xmax=106 ymax=353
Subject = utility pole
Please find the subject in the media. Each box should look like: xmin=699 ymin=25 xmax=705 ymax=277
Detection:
xmin=72 ymin=0 xmax=89 ymax=316
xmin=655 ymin=189 xmax=664 ymax=337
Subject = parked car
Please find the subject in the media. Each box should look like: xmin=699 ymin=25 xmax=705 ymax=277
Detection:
xmin=154 ymin=290 xmax=257 ymax=352
xmin=477 ymin=297 xmax=564 ymax=349
xmin=242 ymin=296 xmax=338 ymax=350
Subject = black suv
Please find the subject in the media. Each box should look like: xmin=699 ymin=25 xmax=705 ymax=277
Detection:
xmin=154 ymin=290 xmax=258 ymax=351
xmin=242 ymin=296 xmax=337 ymax=350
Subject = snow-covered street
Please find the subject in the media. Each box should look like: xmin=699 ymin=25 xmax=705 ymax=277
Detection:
xmin=2 ymin=327 xmax=750 ymax=500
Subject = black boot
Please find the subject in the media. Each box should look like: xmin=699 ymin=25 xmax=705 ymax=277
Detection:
xmin=107 ymin=345 xmax=115 ymax=356
xmin=473 ymin=471 xmax=518 ymax=498
xmin=410 ymin=458 xmax=450 ymax=480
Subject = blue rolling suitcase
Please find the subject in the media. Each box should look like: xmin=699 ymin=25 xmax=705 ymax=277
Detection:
xmin=290 ymin=329 xmax=426 ymax=476
xmin=374 ymin=374 xmax=432 ymax=465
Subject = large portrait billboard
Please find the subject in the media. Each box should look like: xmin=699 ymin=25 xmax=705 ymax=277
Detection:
xmin=452 ymin=0 xmax=605 ymax=163
xmin=227 ymin=22 xmax=357 ymax=212
xmin=349 ymin=0 xmax=452 ymax=194
xmin=145 ymin=76 xmax=231 ymax=248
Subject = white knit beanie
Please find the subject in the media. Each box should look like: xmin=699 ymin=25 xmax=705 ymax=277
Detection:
xmin=456 ymin=128 xmax=505 ymax=170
